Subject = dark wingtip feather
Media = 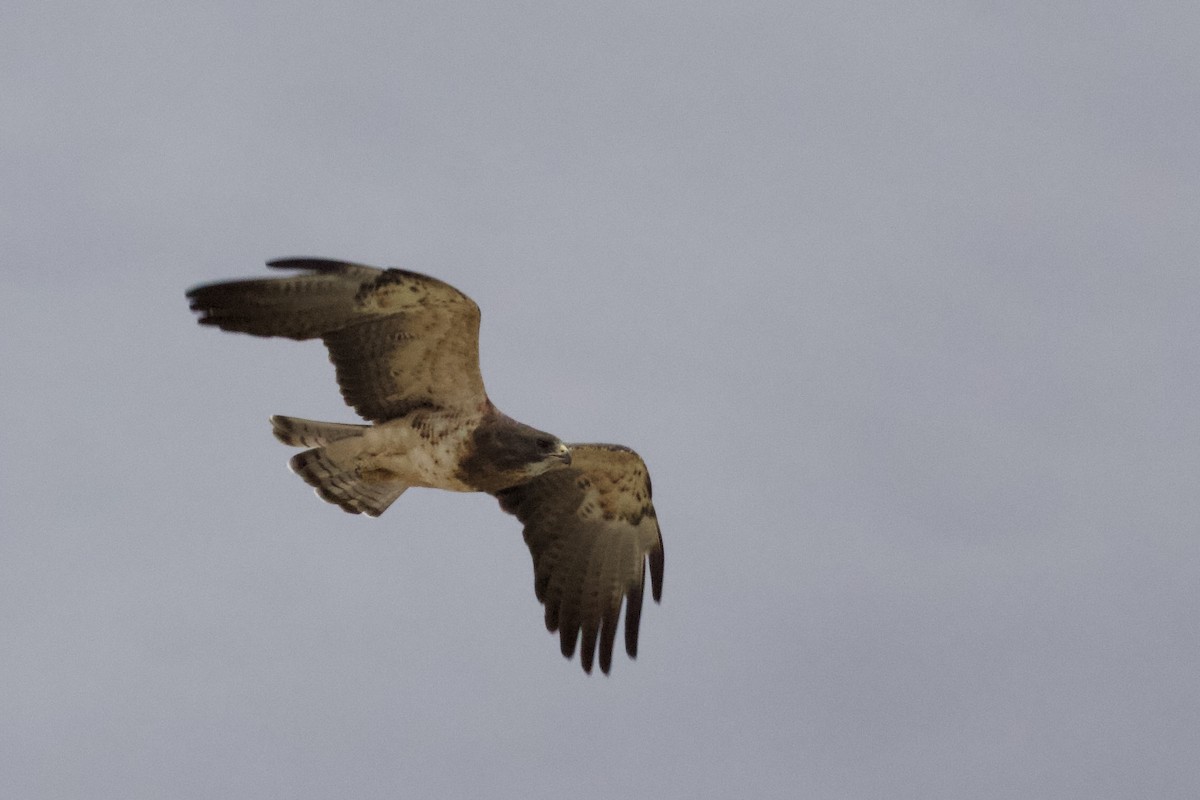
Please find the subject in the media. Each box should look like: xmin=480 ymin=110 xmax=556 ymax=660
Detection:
xmin=649 ymin=541 xmax=665 ymax=603
xmin=266 ymin=257 xmax=336 ymax=271
xmin=624 ymin=581 xmax=645 ymax=658
xmin=560 ymin=624 xmax=579 ymax=660
xmin=580 ymin=623 xmax=599 ymax=674
xmin=599 ymin=598 xmax=621 ymax=673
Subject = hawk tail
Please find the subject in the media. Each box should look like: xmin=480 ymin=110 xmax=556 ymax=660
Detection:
xmin=271 ymin=415 xmax=368 ymax=447
xmin=273 ymin=416 xmax=407 ymax=517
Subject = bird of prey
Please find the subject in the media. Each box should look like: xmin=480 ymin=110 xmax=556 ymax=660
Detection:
xmin=186 ymin=258 xmax=663 ymax=674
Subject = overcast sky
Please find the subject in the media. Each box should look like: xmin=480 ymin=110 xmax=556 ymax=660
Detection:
xmin=3 ymin=3 xmax=1198 ymax=798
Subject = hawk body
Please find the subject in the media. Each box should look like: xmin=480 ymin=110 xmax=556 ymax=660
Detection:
xmin=187 ymin=258 xmax=664 ymax=673
xmin=271 ymin=411 xmax=481 ymax=516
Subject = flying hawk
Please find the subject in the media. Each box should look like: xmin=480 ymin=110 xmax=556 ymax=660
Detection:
xmin=186 ymin=258 xmax=663 ymax=674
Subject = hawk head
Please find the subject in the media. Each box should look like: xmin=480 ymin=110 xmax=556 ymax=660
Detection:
xmin=459 ymin=414 xmax=572 ymax=492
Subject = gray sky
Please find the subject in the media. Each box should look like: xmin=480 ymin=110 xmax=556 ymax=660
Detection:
xmin=3 ymin=3 xmax=1198 ymax=798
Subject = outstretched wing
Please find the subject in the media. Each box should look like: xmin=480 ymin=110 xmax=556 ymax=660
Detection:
xmin=493 ymin=444 xmax=664 ymax=674
xmin=186 ymin=258 xmax=485 ymax=421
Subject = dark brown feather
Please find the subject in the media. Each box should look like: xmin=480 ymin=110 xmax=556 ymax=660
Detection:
xmin=494 ymin=444 xmax=663 ymax=674
xmin=187 ymin=258 xmax=485 ymax=421
xmin=189 ymin=260 xmax=666 ymax=675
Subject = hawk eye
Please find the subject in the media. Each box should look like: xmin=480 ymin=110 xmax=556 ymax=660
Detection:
xmin=536 ymin=437 xmax=554 ymax=452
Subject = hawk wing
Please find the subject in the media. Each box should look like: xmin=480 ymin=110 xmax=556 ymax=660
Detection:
xmin=186 ymin=258 xmax=485 ymax=421
xmin=494 ymin=444 xmax=664 ymax=674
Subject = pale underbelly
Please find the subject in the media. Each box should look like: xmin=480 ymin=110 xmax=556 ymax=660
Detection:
xmin=356 ymin=417 xmax=475 ymax=491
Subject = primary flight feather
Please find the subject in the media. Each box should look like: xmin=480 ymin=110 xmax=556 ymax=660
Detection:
xmin=186 ymin=258 xmax=663 ymax=674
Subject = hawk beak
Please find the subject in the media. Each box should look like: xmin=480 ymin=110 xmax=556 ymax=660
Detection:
xmin=556 ymin=444 xmax=572 ymax=466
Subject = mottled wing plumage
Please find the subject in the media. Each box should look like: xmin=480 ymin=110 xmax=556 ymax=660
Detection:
xmin=188 ymin=259 xmax=667 ymax=675
xmin=186 ymin=259 xmax=383 ymax=338
xmin=494 ymin=444 xmax=664 ymax=674
xmin=186 ymin=258 xmax=485 ymax=421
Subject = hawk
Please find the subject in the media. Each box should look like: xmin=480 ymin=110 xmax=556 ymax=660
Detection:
xmin=186 ymin=258 xmax=663 ymax=674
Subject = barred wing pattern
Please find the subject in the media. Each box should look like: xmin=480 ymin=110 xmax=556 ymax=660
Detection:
xmin=187 ymin=258 xmax=486 ymax=421
xmin=188 ymin=259 xmax=667 ymax=675
xmin=494 ymin=444 xmax=664 ymax=674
